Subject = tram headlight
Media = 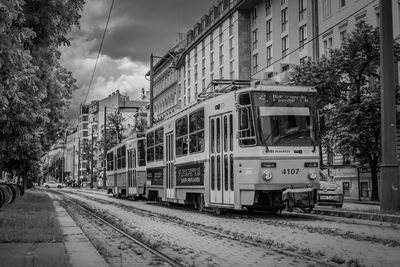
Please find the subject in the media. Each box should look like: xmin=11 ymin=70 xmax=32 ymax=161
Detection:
xmin=308 ymin=171 xmax=318 ymax=180
xmin=262 ymin=170 xmax=273 ymax=181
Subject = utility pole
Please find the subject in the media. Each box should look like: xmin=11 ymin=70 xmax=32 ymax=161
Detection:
xmin=62 ymin=131 xmax=67 ymax=183
xmin=380 ymin=0 xmax=400 ymax=211
xmin=72 ymin=143 xmax=75 ymax=181
xmin=150 ymin=53 xmax=154 ymax=127
xmin=78 ymin=137 xmax=81 ymax=187
xmin=90 ymin=128 xmax=94 ymax=189
xmin=103 ymin=106 xmax=107 ymax=189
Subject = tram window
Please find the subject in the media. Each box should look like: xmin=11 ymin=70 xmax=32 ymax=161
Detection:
xmin=238 ymin=92 xmax=251 ymax=105
xmin=138 ymin=140 xmax=146 ymax=166
xmin=147 ymin=131 xmax=155 ymax=162
xmin=224 ymin=116 xmax=228 ymax=152
xmin=176 ymin=116 xmax=188 ymax=156
xmin=211 ymin=119 xmax=215 ymax=153
xmin=211 ymin=156 xmax=215 ymax=190
xmin=224 ymin=155 xmax=228 ymax=191
xmin=217 ymin=155 xmax=221 ymax=190
xmin=107 ymin=151 xmax=114 ymax=171
xmin=229 ymin=114 xmax=233 ymax=151
xmin=238 ymin=106 xmax=256 ymax=146
xmin=155 ymin=127 xmax=164 ymax=161
xmin=117 ymin=145 xmax=126 ymax=169
xmin=189 ymin=109 xmax=205 ymax=154
xmin=216 ymin=117 xmax=221 ymax=153
xmin=230 ymin=154 xmax=234 ymax=190
xmin=128 ymin=150 xmax=133 ymax=169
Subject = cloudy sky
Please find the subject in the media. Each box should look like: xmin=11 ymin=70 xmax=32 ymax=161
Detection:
xmin=61 ymin=0 xmax=215 ymax=121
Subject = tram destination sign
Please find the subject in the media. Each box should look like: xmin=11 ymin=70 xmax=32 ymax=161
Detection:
xmin=176 ymin=163 xmax=204 ymax=186
xmin=254 ymin=92 xmax=314 ymax=107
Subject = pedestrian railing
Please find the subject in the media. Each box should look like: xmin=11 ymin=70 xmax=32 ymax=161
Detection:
xmin=0 ymin=183 xmax=24 ymax=208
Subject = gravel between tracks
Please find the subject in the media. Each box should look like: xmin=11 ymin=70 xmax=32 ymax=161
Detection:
xmin=63 ymin=189 xmax=400 ymax=267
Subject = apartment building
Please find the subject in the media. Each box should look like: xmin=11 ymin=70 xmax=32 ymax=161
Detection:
xmin=176 ymin=0 xmax=251 ymax=108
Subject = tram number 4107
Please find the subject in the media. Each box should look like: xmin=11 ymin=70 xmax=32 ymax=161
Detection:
xmin=281 ymin=168 xmax=300 ymax=175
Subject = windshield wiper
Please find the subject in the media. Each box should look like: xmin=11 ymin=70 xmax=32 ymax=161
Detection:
xmin=261 ymin=131 xmax=273 ymax=152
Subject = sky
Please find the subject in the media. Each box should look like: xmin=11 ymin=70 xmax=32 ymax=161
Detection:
xmin=61 ymin=0 xmax=216 ymax=122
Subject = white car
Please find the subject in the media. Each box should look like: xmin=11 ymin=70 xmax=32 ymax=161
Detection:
xmin=317 ymin=170 xmax=344 ymax=208
xmin=43 ymin=180 xmax=63 ymax=189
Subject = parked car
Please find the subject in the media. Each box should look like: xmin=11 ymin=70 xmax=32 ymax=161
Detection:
xmin=317 ymin=170 xmax=344 ymax=208
xmin=43 ymin=180 xmax=63 ymax=189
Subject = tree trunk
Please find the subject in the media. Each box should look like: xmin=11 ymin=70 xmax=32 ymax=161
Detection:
xmin=369 ymin=159 xmax=379 ymax=201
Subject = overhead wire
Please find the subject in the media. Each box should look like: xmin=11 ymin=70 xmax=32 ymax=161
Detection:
xmin=69 ymin=0 xmax=115 ymax=128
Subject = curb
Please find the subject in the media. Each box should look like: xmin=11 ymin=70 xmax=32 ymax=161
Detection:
xmin=313 ymin=208 xmax=400 ymax=224
xmin=51 ymin=195 xmax=109 ymax=267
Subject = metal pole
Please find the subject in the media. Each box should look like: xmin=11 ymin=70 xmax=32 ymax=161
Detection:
xmin=72 ymin=143 xmax=75 ymax=182
xmin=380 ymin=0 xmax=400 ymax=211
xmin=78 ymin=137 xmax=81 ymax=187
xmin=62 ymin=132 xmax=66 ymax=183
xmin=357 ymin=167 xmax=361 ymax=201
xmin=150 ymin=53 xmax=154 ymax=127
xmin=103 ymin=106 xmax=107 ymax=189
xmin=90 ymin=128 xmax=94 ymax=189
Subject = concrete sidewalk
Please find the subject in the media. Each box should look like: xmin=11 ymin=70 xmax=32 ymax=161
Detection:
xmin=52 ymin=196 xmax=109 ymax=267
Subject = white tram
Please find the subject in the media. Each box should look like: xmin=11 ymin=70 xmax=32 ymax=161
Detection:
xmin=106 ymin=142 xmax=127 ymax=196
xmin=145 ymin=83 xmax=321 ymax=213
xmin=106 ymin=135 xmax=147 ymax=198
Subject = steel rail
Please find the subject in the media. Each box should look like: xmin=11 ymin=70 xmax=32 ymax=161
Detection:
xmin=63 ymin=190 xmax=339 ymax=267
xmin=60 ymin=193 xmax=184 ymax=267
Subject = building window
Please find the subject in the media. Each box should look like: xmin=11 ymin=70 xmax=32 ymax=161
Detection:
xmin=299 ymin=0 xmax=306 ymax=21
xmin=266 ymin=0 xmax=271 ymax=17
xmin=219 ymin=66 xmax=224 ymax=79
xmin=281 ymin=0 xmax=286 ymax=5
xmin=210 ymin=32 xmax=214 ymax=51
xmin=219 ymin=25 xmax=223 ymax=43
xmin=187 ymin=70 xmax=191 ymax=85
xmin=219 ymin=45 xmax=224 ymax=65
xmin=343 ymin=182 xmax=350 ymax=196
xmin=230 ymin=60 xmax=234 ymax=79
xmin=361 ymin=182 xmax=369 ymax=197
xmin=146 ymin=132 xmax=155 ymax=162
xmin=281 ymin=8 xmax=288 ymax=32
xmin=322 ymin=0 xmax=332 ymax=19
xmin=194 ymin=65 xmax=198 ymax=82
xmin=210 ymin=52 xmax=214 ymax=71
xmin=202 ymin=40 xmax=205 ymax=58
xmin=229 ymin=37 xmax=234 ymax=59
xmin=194 ymin=47 xmax=197 ymax=63
xmin=282 ymin=35 xmax=288 ymax=59
xmin=340 ymin=30 xmax=346 ymax=48
xmin=210 ymin=73 xmax=214 ymax=81
xmin=251 ymin=6 xmax=257 ymax=26
xmin=202 ymin=78 xmax=206 ymax=90
xmin=323 ymin=36 xmax=333 ymax=56
xmin=202 ymin=58 xmax=205 ymax=77
xmin=299 ymin=24 xmax=307 ymax=50
xmin=266 ymin=19 xmax=272 ymax=42
xmin=339 ymin=0 xmax=346 ymax=9
xmin=187 ymin=54 xmax=190 ymax=67
xmin=229 ymin=15 xmax=233 ymax=36
xmin=252 ymin=53 xmax=258 ymax=73
xmin=266 ymin=45 xmax=272 ymax=67
xmin=252 ymin=29 xmax=258 ymax=50
xmin=189 ymin=109 xmax=205 ymax=154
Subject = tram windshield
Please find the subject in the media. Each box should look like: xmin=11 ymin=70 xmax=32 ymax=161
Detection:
xmin=245 ymin=91 xmax=316 ymax=147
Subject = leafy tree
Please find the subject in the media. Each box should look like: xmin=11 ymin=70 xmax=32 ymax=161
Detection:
xmin=97 ymin=112 xmax=125 ymax=166
xmin=290 ymin=21 xmax=400 ymax=201
xmin=0 ymin=0 xmax=84 ymax=187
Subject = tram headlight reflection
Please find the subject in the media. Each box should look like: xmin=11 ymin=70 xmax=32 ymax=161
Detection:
xmin=262 ymin=170 xmax=273 ymax=181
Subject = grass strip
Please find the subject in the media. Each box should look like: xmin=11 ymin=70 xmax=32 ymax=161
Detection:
xmin=0 ymin=189 xmax=63 ymax=243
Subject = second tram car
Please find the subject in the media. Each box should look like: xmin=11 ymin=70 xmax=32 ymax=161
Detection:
xmin=106 ymin=135 xmax=147 ymax=198
xmin=145 ymin=83 xmax=320 ymax=213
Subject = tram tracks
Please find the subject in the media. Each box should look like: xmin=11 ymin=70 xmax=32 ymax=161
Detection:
xmin=59 ymin=190 xmax=342 ymax=267
xmin=54 ymin=192 xmax=184 ymax=267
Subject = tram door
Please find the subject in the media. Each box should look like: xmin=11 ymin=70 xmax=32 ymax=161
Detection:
xmin=209 ymin=113 xmax=234 ymax=205
xmin=166 ymin=132 xmax=175 ymax=199
xmin=127 ymin=147 xmax=137 ymax=195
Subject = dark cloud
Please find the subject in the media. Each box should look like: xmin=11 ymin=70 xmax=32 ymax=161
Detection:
xmin=84 ymin=0 xmax=216 ymax=62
